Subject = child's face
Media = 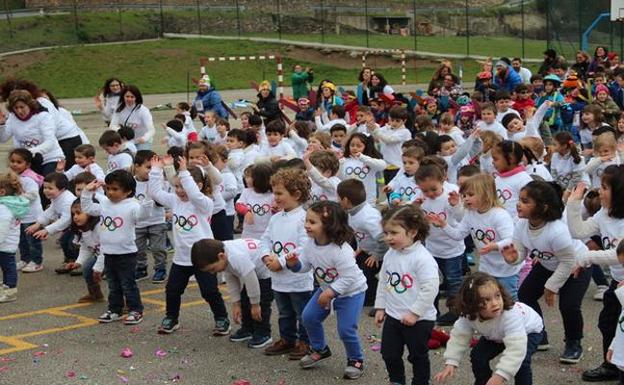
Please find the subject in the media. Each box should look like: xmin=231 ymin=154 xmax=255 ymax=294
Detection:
xmin=481 ymin=110 xmax=495 ymax=123
xmin=402 ymin=156 xmax=419 ymax=175
xmin=532 ymin=79 xmax=543 ymax=87
xmin=544 ymin=82 xmax=555 ymax=93
xmin=618 ymin=118 xmax=624 ymax=133
xmin=517 ymin=89 xmax=530 ymax=100
xmin=9 ymin=153 xmax=28 ymax=174
xmin=417 ymin=177 xmax=444 ymax=200
xmin=595 ymin=77 xmax=605 ymax=85
xmin=174 ymin=177 xmax=189 ymax=201
xmin=595 ymin=145 xmax=615 ymax=159
xmin=426 ymin=103 xmax=437 ymax=114
xmin=478 ymin=282 xmax=504 ymax=320
xmin=383 ymin=221 xmax=417 ymax=250
xmin=457 ymin=175 xmax=470 ymax=186
xmin=349 ymin=137 xmax=366 ymax=156
xmin=491 ymin=148 xmax=510 ymax=172
xmin=74 ymin=183 xmax=86 ymax=197
xmin=43 ymin=181 xmax=62 ymax=200
xmin=596 ymin=91 xmax=609 ymax=102
xmin=439 ymin=122 xmax=451 ymax=132
xmin=134 ymin=161 xmax=151 ymax=181
xmin=74 ymin=152 xmax=94 ymax=168
xmin=331 ymin=130 xmax=346 ymax=147
xmin=71 ymin=204 xmax=89 ymax=227
xmin=102 ymin=144 xmax=120 ymax=155
xmin=370 ymin=102 xmax=379 ymax=112
xmin=599 ymin=181 xmax=612 ymax=209
xmin=213 ymin=156 xmax=226 ymax=171
xmin=202 ymin=254 xmax=228 ymax=274
xmin=461 ymin=189 xmax=482 ymax=211
xmin=506 ymin=117 xmax=524 ymax=133
xmin=267 ymin=132 xmax=283 ymax=147
xmin=338 ymin=196 xmax=352 ymax=210
xmin=217 ymin=124 xmax=228 ymax=135
xmin=304 ymin=210 xmax=325 ymax=241
xmin=205 ymin=113 xmax=216 ymax=125
xmin=356 ymin=111 xmax=366 ymax=123
xmin=389 ymin=118 xmax=404 ymax=129
xmin=272 ymin=183 xmax=300 ymax=211
xmin=439 ymin=140 xmax=457 ymax=156
xmin=553 ymin=140 xmax=566 ymax=155
xmin=188 ymin=148 xmax=207 ymax=167
xmin=105 ymin=182 xmax=130 ymax=203
xmin=516 ymin=189 xmax=537 ymax=220
xmin=241 ymin=115 xmax=250 ymax=128
xmin=582 ymin=112 xmax=595 ymax=125
xmin=226 ymin=136 xmax=244 ymax=150
xmin=496 ymin=99 xmax=510 ymax=111
xmin=244 ymin=173 xmax=253 ymax=188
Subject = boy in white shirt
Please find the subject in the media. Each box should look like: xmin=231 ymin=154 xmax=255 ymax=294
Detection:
xmin=117 ymin=126 xmax=137 ymax=157
xmin=370 ymin=106 xmax=412 ymax=186
xmin=477 ymin=102 xmax=509 ymax=139
xmin=304 ymin=149 xmax=341 ymax=203
xmin=199 ymin=111 xmax=218 ymax=143
xmin=226 ymin=129 xmax=246 ymax=191
xmin=98 ymin=131 xmax=133 ymax=174
xmin=315 ymin=104 xmax=348 ymax=133
xmin=257 ymin=121 xmax=296 ymax=163
xmin=494 ymin=90 xmax=520 ymax=124
xmin=162 ymin=119 xmax=187 ymax=149
xmin=56 ymin=144 xmax=105 ymax=182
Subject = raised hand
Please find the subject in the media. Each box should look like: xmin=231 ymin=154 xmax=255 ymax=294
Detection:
xmin=501 ymin=243 xmax=519 ymax=264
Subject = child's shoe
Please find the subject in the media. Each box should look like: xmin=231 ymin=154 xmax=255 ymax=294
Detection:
xmin=70 ymin=267 xmax=83 ymax=276
xmin=230 ymin=328 xmax=253 ymax=342
xmin=98 ymin=310 xmax=121 ymax=323
xmin=593 ymin=285 xmax=609 ymax=301
xmin=152 ymin=268 xmax=167 ymax=284
xmin=134 ymin=268 xmax=148 ymax=282
xmin=264 ymin=339 xmax=296 ymax=356
xmin=288 ymin=341 xmax=310 ymax=360
xmin=300 ymin=346 xmax=332 ymax=369
xmin=343 ymin=359 xmax=364 ymax=379
xmin=16 ymin=261 xmax=27 ymax=271
xmin=212 ymin=318 xmax=231 ymax=336
xmin=0 ymin=287 xmax=17 ymax=303
xmin=560 ymin=339 xmax=583 ymax=364
xmin=124 ymin=311 xmax=143 ymax=325
xmin=22 ymin=262 xmax=43 ymax=273
xmin=248 ymin=335 xmax=273 ymax=349
xmin=54 ymin=264 xmax=71 ymax=274
xmin=158 ymin=317 xmax=179 ymax=334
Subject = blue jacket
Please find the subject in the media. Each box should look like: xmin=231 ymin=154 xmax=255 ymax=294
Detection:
xmin=494 ymin=66 xmax=522 ymax=93
xmin=609 ymin=81 xmax=624 ymax=110
xmin=195 ymin=88 xmax=228 ymax=119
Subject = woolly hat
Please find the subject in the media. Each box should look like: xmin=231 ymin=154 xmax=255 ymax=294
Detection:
xmin=423 ymin=96 xmax=437 ymax=106
xmin=297 ymin=97 xmax=310 ymax=105
xmin=562 ymin=72 xmax=581 ymax=89
xmin=198 ymin=75 xmax=211 ymax=88
xmin=543 ymin=74 xmax=562 ymax=84
xmin=478 ymin=71 xmax=492 ymax=80
xmin=595 ymin=84 xmax=610 ymax=95
xmin=321 ymin=81 xmax=336 ymax=92
xmin=460 ymin=104 xmax=475 ymax=117
xmin=608 ymin=52 xmax=619 ymax=61
xmin=501 ymin=112 xmax=521 ymax=129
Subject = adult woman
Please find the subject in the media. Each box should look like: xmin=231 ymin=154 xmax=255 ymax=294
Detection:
xmin=252 ymin=80 xmax=280 ymax=125
xmin=588 ymin=46 xmax=610 ymax=76
xmin=428 ymin=62 xmax=453 ymax=95
xmin=316 ymin=80 xmax=343 ymax=113
xmin=356 ymin=66 xmax=373 ymax=105
xmin=194 ymin=76 xmax=228 ymax=120
xmin=571 ymin=51 xmax=591 ymax=80
xmin=369 ymin=72 xmax=395 ymax=100
xmin=0 ymin=90 xmax=64 ymax=176
xmin=95 ymin=78 xmax=123 ymax=125
xmin=109 ymin=85 xmax=155 ymax=151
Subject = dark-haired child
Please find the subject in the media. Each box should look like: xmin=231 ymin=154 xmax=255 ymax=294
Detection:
xmin=340 ymin=133 xmax=387 ymax=204
xmin=192 ymin=238 xmax=273 ymax=348
xmin=492 ymin=140 xmax=534 ymax=220
xmin=315 ymin=104 xmax=347 ymax=133
xmin=163 ymin=119 xmax=187 ymax=149
xmin=236 ymin=164 xmax=274 ymax=239
xmin=210 ymin=145 xmax=239 ymax=240
xmin=117 ymin=125 xmax=137 ymax=156
xmin=56 ymin=144 xmax=105 ymax=183
xmin=550 ymin=131 xmax=585 ymax=200
xmin=304 ymin=150 xmax=340 ymax=203
xmin=384 ymin=146 xmax=424 ymax=205
xmin=81 ymin=170 xmax=147 ymax=325
xmin=494 ymin=89 xmax=519 ymax=124
xmin=501 ymin=100 xmax=552 ymax=142
xmin=477 ymin=103 xmax=508 ymax=140
xmin=329 ymin=124 xmax=347 ymax=153
xmin=215 ymin=118 xmax=230 ymax=145
xmin=437 ymin=128 xmax=480 ymax=185
xmin=175 ymin=102 xmax=197 ymax=138
xmin=502 ymin=181 xmax=590 ymax=363
xmin=226 ymin=128 xmax=246 ymax=191
xmin=98 ymin=130 xmax=133 ymax=174
xmin=285 ymin=201 xmax=367 ymax=379
xmin=258 ymin=121 xmax=296 ymax=162
xmin=371 ymin=106 xmax=412 ymax=184
xmin=434 ymin=272 xmax=543 ymax=385
xmin=374 ymin=205 xmax=439 ymax=385
xmin=25 ymin=173 xmax=77 ymax=273
xmin=286 ymin=121 xmax=311 ymax=158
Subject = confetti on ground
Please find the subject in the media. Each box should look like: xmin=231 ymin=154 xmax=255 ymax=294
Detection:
xmin=32 ymin=351 xmax=46 ymax=357
xmin=155 ymin=349 xmax=167 ymax=358
xmin=120 ymin=348 xmax=134 ymax=358
xmin=371 ymin=343 xmax=381 ymax=352
xmin=0 ymin=366 xmax=9 ymax=373
xmin=66 ymin=370 xmax=76 ymax=378
xmin=0 ymin=357 xmax=15 ymax=362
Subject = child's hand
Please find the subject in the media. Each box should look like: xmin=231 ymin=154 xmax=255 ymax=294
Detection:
xmin=285 ymin=251 xmax=299 ymax=268
xmin=391 ymin=198 xmax=401 ymax=206
xmin=469 ymin=127 xmax=481 ymax=138
xmin=569 ymin=182 xmax=586 ymax=202
xmin=244 ymin=211 xmax=254 ymax=225
xmin=479 ymin=240 xmax=498 ymax=255
xmin=375 ymin=309 xmax=386 ymax=327
xmin=25 ymin=223 xmax=41 ymax=234
xmin=433 ymin=365 xmax=456 ymax=382
xmin=607 ymin=349 xmax=614 ymax=363
xmin=231 ymin=302 xmax=242 ymax=324
xmin=93 ymin=271 xmax=102 ymax=283
xmin=413 ymin=197 xmax=425 ymax=206
xmin=135 ymin=137 xmax=146 ymax=144
xmin=544 ymin=288 xmax=557 ymax=307
xmin=382 ymin=185 xmax=393 ymax=193
xmin=426 ymin=212 xmax=446 ymax=228
xmin=85 ymin=180 xmax=103 ymax=192
xmin=56 ymin=159 xmax=66 ymax=172
xmin=401 ymin=311 xmax=419 ymax=326
xmin=317 ymin=288 xmax=335 ymax=309
xmin=162 ymin=154 xmax=174 ymax=167
xmin=251 ymin=303 xmax=262 ymax=322
xmin=364 ymin=255 xmax=379 ymax=268
xmin=263 ymin=254 xmax=282 ymax=272
xmin=571 ymin=264 xmax=585 ymax=279
xmin=314 ymin=108 xmax=322 ymax=117
xmin=501 ymin=244 xmax=519 ymax=264
xmin=177 ymin=156 xmax=187 ymax=171
xmin=150 ymin=155 xmax=164 ymax=168
xmin=448 ymin=191 xmax=460 ymax=207
xmin=270 ymin=156 xmax=281 ymax=163
xmin=485 ymin=374 xmax=506 ymax=385
xmin=33 ymin=229 xmax=49 ymax=240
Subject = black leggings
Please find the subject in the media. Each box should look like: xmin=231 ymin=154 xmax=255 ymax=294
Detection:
xmin=58 ymin=135 xmax=83 ymax=170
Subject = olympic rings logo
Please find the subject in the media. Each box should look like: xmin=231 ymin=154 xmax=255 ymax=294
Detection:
xmin=247 ymin=203 xmax=271 ymax=216
xmin=473 ymin=228 xmax=496 ymax=242
xmin=173 ymin=214 xmax=199 ymax=232
xmin=355 ymin=231 xmax=366 ymax=241
xmin=314 ymin=267 xmax=339 ymax=283
xmin=136 ymin=193 xmax=145 ymax=201
xmin=602 ymin=236 xmax=619 ymax=250
xmin=556 ymin=175 xmax=572 ymax=185
xmin=101 ymin=216 xmax=124 ymax=231
xmin=529 ymin=248 xmax=554 ymax=260
xmin=19 ymin=138 xmax=40 ymax=148
xmin=496 ymin=188 xmax=513 ymax=203
xmin=423 ymin=210 xmax=447 ymax=221
xmin=398 ymin=187 xmax=416 ymax=198
xmin=272 ymin=241 xmax=296 ymax=257
xmin=345 ymin=166 xmax=370 ymax=179
xmin=108 ymin=161 xmax=119 ymax=170
xmin=312 ymin=194 xmax=328 ymax=202
xmin=385 ymin=271 xmax=414 ymax=294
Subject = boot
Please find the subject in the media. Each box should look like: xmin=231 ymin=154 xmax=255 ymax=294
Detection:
xmin=77 ymin=284 xmax=104 ymax=303
xmin=288 ymin=341 xmax=310 ymax=360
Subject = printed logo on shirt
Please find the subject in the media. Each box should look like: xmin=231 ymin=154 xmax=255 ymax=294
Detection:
xmin=314 ymin=267 xmax=339 ymax=284
xmin=19 ymin=138 xmax=40 ymax=148
xmin=311 ymin=194 xmax=328 ymax=202
xmin=398 ymin=186 xmax=416 ymax=199
xmin=472 ymin=227 xmax=496 ymax=243
xmin=136 ymin=193 xmax=145 ymax=201
xmin=173 ymin=214 xmax=199 ymax=232
xmin=556 ymin=174 xmax=572 ymax=185
xmin=89 ymin=244 xmax=101 ymax=256
xmin=355 ymin=231 xmax=366 ymax=241
xmin=496 ymin=188 xmax=513 ymax=203
xmin=247 ymin=203 xmax=271 ymax=216
xmin=108 ymin=161 xmax=119 ymax=171
xmin=619 ymin=314 xmax=624 ymax=332
xmin=101 ymin=216 xmax=124 ymax=231
xmin=529 ymin=249 xmax=555 ymax=261
xmin=384 ymin=270 xmax=414 ymax=294
xmin=243 ymin=239 xmax=259 ymax=250
xmin=603 ymin=236 xmax=620 ymax=250
xmin=422 ymin=209 xmax=447 ymax=221
xmin=272 ymin=241 xmax=296 ymax=257
xmin=345 ymin=166 xmax=370 ymax=179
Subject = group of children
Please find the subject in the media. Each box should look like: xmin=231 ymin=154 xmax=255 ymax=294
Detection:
xmin=1 ymin=67 xmax=624 ymax=385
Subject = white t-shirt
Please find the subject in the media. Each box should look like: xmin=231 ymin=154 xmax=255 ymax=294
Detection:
xmin=238 ymin=188 xmax=274 ymax=240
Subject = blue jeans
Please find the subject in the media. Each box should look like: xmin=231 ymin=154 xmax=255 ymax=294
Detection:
xmin=104 ymin=252 xmax=143 ymax=314
xmin=470 ymin=332 xmax=542 ymax=385
xmin=82 ymin=255 xmax=97 ymax=286
xmin=0 ymin=251 xmax=17 ymax=288
xmin=302 ymin=288 xmax=365 ymax=360
xmin=59 ymin=229 xmax=78 ymax=263
xmin=19 ymin=223 xmax=42 ymax=264
xmin=434 ymin=255 xmax=464 ymax=311
xmin=494 ymin=274 xmax=519 ymax=301
xmin=273 ymin=290 xmax=313 ymax=344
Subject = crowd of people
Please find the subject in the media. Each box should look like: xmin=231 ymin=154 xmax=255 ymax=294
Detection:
xmin=0 ymin=45 xmax=624 ymax=385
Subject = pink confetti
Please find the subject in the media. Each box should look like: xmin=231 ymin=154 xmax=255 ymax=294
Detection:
xmin=0 ymin=366 xmax=9 ymax=373
xmin=118 ymin=375 xmax=129 ymax=384
xmin=155 ymin=349 xmax=167 ymax=358
xmin=32 ymin=351 xmax=46 ymax=357
xmin=371 ymin=343 xmax=381 ymax=352
xmin=0 ymin=357 xmax=14 ymax=362
xmin=120 ymin=347 xmax=133 ymax=358
xmin=66 ymin=370 xmax=76 ymax=378
xmin=129 ymin=326 xmax=141 ymax=333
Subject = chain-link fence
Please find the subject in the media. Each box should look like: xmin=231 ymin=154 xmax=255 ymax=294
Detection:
xmin=1 ymin=0 xmax=622 ymax=60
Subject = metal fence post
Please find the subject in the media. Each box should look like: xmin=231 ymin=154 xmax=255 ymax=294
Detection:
xmin=118 ymin=0 xmax=123 ymax=39
xmin=521 ymin=0 xmax=525 ymax=59
xmin=364 ymin=0 xmax=369 ymax=48
xmin=320 ymin=0 xmax=325 ymax=43
xmin=546 ymin=0 xmax=550 ymax=49
xmin=465 ymin=0 xmax=469 ymax=57
xmin=196 ymin=0 xmax=202 ymax=35
xmin=3 ymin=0 xmax=13 ymax=39
xmin=72 ymin=0 xmax=79 ymax=36
xmin=413 ymin=0 xmax=417 ymax=51
xmin=159 ymin=0 xmax=164 ymax=37
xmin=578 ymin=0 xmax=582 ymax=51
xmin=276 ymin=0 xmax=282 ymax=40
xmin=235 ymin=0 xmax=241 ymax=37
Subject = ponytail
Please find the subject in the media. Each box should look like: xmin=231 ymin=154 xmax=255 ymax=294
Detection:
xmin=554 ymin=132 xmax=581 ymax=164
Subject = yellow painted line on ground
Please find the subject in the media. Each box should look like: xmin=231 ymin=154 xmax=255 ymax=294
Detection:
xmin=0 ymin=336 xmax=38 ymax=355
xmin=0 ymin=303 xmax=92 ymax=321
xmin=142 ymin=298 xmax=167 ymax=307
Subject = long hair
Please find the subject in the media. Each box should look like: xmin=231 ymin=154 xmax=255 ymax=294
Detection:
xmin=307 ymin=201 xmax=354 ymax=246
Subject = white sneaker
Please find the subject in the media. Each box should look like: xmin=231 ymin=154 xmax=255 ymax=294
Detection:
xmin=0 ymin=287 xmax=17 ymax=303
xmin=16 ymin=261 xmax=27 ymax=271
xmin=22 ymin=262 xmax=43 ymax=273
xmin=593 ymin=285 xmax=609 ymax=301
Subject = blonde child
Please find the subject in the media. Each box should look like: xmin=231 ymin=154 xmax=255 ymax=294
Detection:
xmin=199 ymin=111 xmax=218 ymax=143
xmin=584 ymin=132 xmax=622 ymax=188
xmin=491 ymin=140 xmax=533 ymax=220
xmin=478 ymin=130 xmax=503 ymax=176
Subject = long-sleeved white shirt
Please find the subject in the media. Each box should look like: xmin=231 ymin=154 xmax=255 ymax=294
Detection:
xmin=495 ymin=166 xmax=533 ymax=221
xmin=110 ymin=104 xmax=155 ymax=144
xmin=75 ymin=227 xmax=105 ymax=273
xmin=37 ymin=97 xmax=83 ymax=141
xmin=37 ymin=190 xmax=75 ymax=236
xmin=507 ymin=101 xmax=550 ymax=141
xmin=64 ymin=163 xmax=106 ymax=182
xmin=257 ymin=140 xmax=296 ymax=162
xmin=477 ymin=120 xmax=508 ymax=139
xmin=223 ymin=238 xmax=270 ymax=304
xmin=219 ymin=169 xmax=239 ymax=216
xmin=309 ymin=167 xmax=340 ymax=203
xmin=315 ymin=117 xmax=347 ymax=133
xmin=238 ymin=188 xmax=274 ymax=240
xmin=0 ymin=111 xmax=64 ymax=165
xmin=0 ymin=204 xmax=22 ymax=253
xmin=373 ymin=126 xmax=411 ymax=168
xmin=19 ymin=175 xmax=43 ymax=224
xmin=347 ymin=202 xmax=388 ymax=260
xmin=135 ymin=179 xmax=166 ymax=228
xmin=106 ymin=152 xmax=133 ymax=174
xmin=550 ymin=152 xmax=585 ymax=191
xmin=339 ymin=155 xmax=387 ymax=204
xmin=388 ymin=170 xmax=420 ymax=203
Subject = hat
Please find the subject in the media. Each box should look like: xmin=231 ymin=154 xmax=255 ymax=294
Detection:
xmin=608 ymin=52 xmax=619 ymax=61
xmin=501 ymin=112 xmax=521 ymax=129
xmin=456 ymin=95 xmax=471 ymax=106
xmin=562 ymin=72 xmax=581 ymax=89
xmin=595 ymin=84 xmax=610 ymax=95
xmin=258 ymin=80 xmax=271 ymax=91
xmin=495 ymin=60 xmax=507 ymax=68
xmin=423 ymin=96 xmax=437 ymax=106
xmin=198 ymin=75 xmax=211 ymax=88
xmin=321 ymin=81 xmax=336 ymax=92
xmin=478 ymin=71 xmax=492 ymax=80
xmin=543 ymin=74 xmax=562 ymax=84
xmin=460 ymin=104 xmax=475 ymax=117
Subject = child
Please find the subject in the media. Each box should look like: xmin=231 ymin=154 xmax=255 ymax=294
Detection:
xmin=551 ymin=131 xmax=585 ymax=197
xmin=9 ymin=149 xmax=43 ymax=273
xmin=592 ymin=84 xmax=620 ymax=127
xmin=428 ymin=174 xmax=520 ymax=299
xmin=501 ymin=100 xmax=552 ymax=141
xmin=478 ymin=130 xmax=503 ymax=176
xmin=285 ymin=201 xmax=367 ymax=379
xmin=260 ymin=168 xmax=314 ymax=360
xmin=492 ymin=140 xmax=534 ymax=220
xmin=607 ymin=284 xmax=624 ymax=382
xmin=384 ymin=146 xmax=424 ymax=205
xmin=215 ymin=118 xmax=229 ymax=145
xmin=210 ymin=145 xmax=239 ymax=239
xmin=133 ymin=150 xmax=168 ymax=283
xmin=191 ymin=238 xmax=273 ymax=348
xmin=437 ymin=128 xmax=479 ymax=185
xmin=258 ymin=120 xmax=296 ymax=162
xmin=148 ymin=155 xmax=230 ymax=334
xmin=513 ymin=84 xmax=536 ymax=119
xmin=175 ymin=101 xmax=197 ymax=137
xmin=56 ymin=144 xmax=105 ymax=182
xmin=25 ymin=173 xmax=77 ymax=273
xmin=414 ymin=164 xmax=465 ymax=326
xmin=225 ymin=128 xmax=246 ymax=188
xmin=438 ymin=112 xmax=465 ymax=147
xmin=98 ymin=130 xmax=133 ymax=174
xmin=536 ymin=74 xmax=564 ymax=133
xmin=66 ymin=199 xmax=105 ymax=303
xmin=199 ymin=111 xmax=218 ymax=143
xmin=340 ymin=133 xmax=387 ymax=204
xmin=371 ymin=106 xmax=412 ymax=184
xmin=315 ymin=104 xmax=347 ymax=133
xmin=117 ymin=126 xmax=137 ymax=157
xmin=374 ymin=205 xmax=439 ymax=385
xmin=304 ymin=150 xmax=340 ymax=203
xmin=162 ymin=119 xmax=187 ymax=149
xmin=285 ymin=121 xmax=311 ymax=158
xmin=519 ymin=136 xmax=553 ymax=181
xmin=348 ymin=105 xmax=374 ymax=135
xmin=329 ymin=124 xmax=347 ymax=153
xmin=295 ymin=98 xmax=315 ymax=122
xmin=236 ymin=164 xmax=274 ymax=239
xmin=0 ymin=172 xmax=30 ymax=303
xmin=240 ymin=111 xmax=251 ymax=130
xmin=433 ymin=272 xmax=543 ymax=385
xmin=494 ymin=90 xmax=520 ymax=124
xmin=585 ymin=132 xmax=622 ymax=188
xmin=502 ymin=181 xmax=590 ymax=363
xmin=81 ymin=170 xmax=146 ymax=325
xmin=580 ymin=104 xmax=608 ymax=155
xmin=477 ymin=102 xmax=508 ymax=139
xmin=308 ymin=131 xmax=332 ymax=151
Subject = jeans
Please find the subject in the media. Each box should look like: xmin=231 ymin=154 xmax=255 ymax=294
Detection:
xmin=135 ymin=223 xmax=168 ymax=271
xmin=240 ymin=278 xmax=273 ymax=338
xmin=470 ymin=332 xmax=542 ymax=385
xmin=82 ymin=255 xmax=97 ymax=286
xmin=434 ymin=254 xmax=464 ymax=312
xmin=58 ymin=135 xmax=83 ymax=170
xmin=104 ymin=252 xmax=143 ymax=314
xmin=0 ymin=251 xmax=17 ymax=288
xmin=599 ymin=279 xmax=622 ymax=368
xmin=273 ymin=290 xmax=313 ymax=344
xmin=19 ymin=223 xmax=43 ymax=264
xmin=494 ymin=274 xmax=519 ymax=301
xmin=166 ymin=263 xmax=228 ymax=321
xmin=302 ymin=289 xmax=365 ymax=360
xmin=356 ymin=251 xmax=381 ymax=306
xmin=59 ymin=229 xmax=78 ymax=263
xmin=518 ymin=263 xmax=591 ymax=341
xmin=211 ymin=210 xmax=233 ymax=241
xmin=592 ymin=264 xmax=609 ymax=287
xmin=381 ymin=316 xmax=434 ymax=385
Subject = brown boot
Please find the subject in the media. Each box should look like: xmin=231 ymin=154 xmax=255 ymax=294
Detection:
xmin=264 ymin=339 xmax=296 ymax=356
xmin=288 ymin=341 xmax=310 ymax=360
xmin=77 ymin=291 xmax=94 ymax=303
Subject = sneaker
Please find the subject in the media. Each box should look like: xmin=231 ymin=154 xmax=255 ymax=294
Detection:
xmin=124 ymin=311 xmax=144 ymax=325
xmin=264 ymin=339 xmax=296 ymax=356
xmin=158 ymin=317 xmax=179 ymax=334
xmin=288 ymin=341 xmax=310 ymax=360
xmin=559 ymin=339 xmax=583 ymax=364
xmin=593 ymin=285 xmax=608 ymax=301
xmin=98 ymin=311 xmax=121 ymax=323
xmin=69 ymin=268 xmax=83 ymax=276
xmin=22 ymin=262 xmax=43 ymax=273
xmin=436 ymin=311 xmax=459 ymax=327
xmin=582 ymin=362 xmax=620 ymax=382
xmin=248 ymin=335 xmax=273 ymax=349
xmin=134 ymin=268 xmax=148 ymax=282
xmin=54 ymin=264 xmax=71 ymax=274
xmin=16 ymin=261 xmax=27 ymax=271
xmin=229 ymin=329 xmax=253 ymax=342
xmin=343 ymin=359 xmax=364 ymax=379
xmin=152 ymin=268 xmax=167 ymax=284
xmin=300 ymin=346 xmax=332 ymax=369
xmin=0 ymin=287 xmax=17 ymax=303
xmin=537 ymin=332 xmax=550 ymax=351
xmin=212 ymin=318 xmax=230 ymax=336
